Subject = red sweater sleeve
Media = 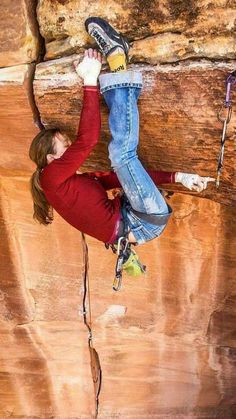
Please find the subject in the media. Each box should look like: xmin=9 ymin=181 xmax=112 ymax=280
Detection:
xmin=41 ymin=86 xmax=101 ymax=188
xmin=86 ymin=169 xmax=176 ymax=190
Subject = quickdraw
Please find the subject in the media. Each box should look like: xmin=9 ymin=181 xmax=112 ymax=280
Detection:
xmin=106 ymin=236 xmax=131 ymax=291
xmin=106 ymin=235 xmax=146 ymax=292
xmin=112 ymin=236 xmax=130 ymax=291
xmin=216 ymin=70 xmax=236 ymax=188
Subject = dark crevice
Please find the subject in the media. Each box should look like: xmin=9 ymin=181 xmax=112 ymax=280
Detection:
xmin=26 ymin=64 xmax=44 ymax=130
xmin=81 ymin=233 xmax=102 ymax=419
xmin=42 ymin=30 xmax=184 ymax=62
xmin=130 ymin=55 xmax=236 ymax=67
xmin=28 ymin=0 xmax=46 ymax=130
xmin=35 ymin=0 xmax=46 ymax=64
xmin=14 ymin=319 xmax=35 ymax=327
xmin=158 ymin=56 xmax=236 ymax=66
xmin=129 ymin=56 xmax=236 ymax=69
xmin=129 ymin=29 xmax=183 ymax=43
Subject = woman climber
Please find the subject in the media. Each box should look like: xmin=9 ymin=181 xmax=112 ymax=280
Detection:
xmin=29 ymin=17 xmax=214 ymax=284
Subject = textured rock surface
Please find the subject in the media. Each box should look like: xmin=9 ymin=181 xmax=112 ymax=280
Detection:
xmin=34 ymin=55 xmax=236 ymax=205
xmin=0 ymin=1 xmax=236 ymax=417
xmin=0 ymin=0 xmax=40 ymax=67
xmin=1 ymin=180 xmax=235 ymax=417
xmin=87 ymin=194 xmax=236 ymax=418
xmin=0 ymin=176 xmax=95 ymax=417
xmin=0 ymin=64 xmax=40 ymax=173
xmin=37 ymin=0 xmax=236 ymax=60
xmin=131 ymin=33 xmax=236 ymax=64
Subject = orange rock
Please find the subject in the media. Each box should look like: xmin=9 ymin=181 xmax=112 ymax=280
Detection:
xmin=0 ymin=2 xmax=235 ymax=417
xmin=0 ymin=178 xmax=235 ymax=417
xmin=0 ymin=64 xmax=39 ymax=173
xmin=131 ymin=33 xmax=236 ymax=64
xmin=36 ymin=0 xmax=236 ymax=60
xmin=34 ymin=56 xmax=236 ymax=205
xmin=0 ymin=176 xmax=95 ymax=417
xmin=0 ymin=0 xmax=40 ymax=67
xmin=86 ymin=193 xmax=236 ymax=418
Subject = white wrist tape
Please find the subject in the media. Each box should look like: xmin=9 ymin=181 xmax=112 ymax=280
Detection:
xmin=176 ymin=172 xmax=215 ymax=192
xmin=75 ymin=56 xmax=102 ymax=86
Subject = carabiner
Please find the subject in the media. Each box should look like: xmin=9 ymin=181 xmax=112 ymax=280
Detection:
xmin=113 ymin=272 xmax=122 ymax=291
xmin=217 ymin=104 xmax=232 ymax=124
xmin=112 ymin=236 xmax=130 ymax=292
xmin=225 ymin=70 xmax=236 ymax=107
xmin=116 ymin=236 xmax=129 ymax=256
xmin=216 ymin=70 xmax=235 ymax=188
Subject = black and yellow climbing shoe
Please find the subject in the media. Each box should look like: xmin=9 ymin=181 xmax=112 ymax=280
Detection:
xmin=85 ymin=17 xmax=130 ymax=60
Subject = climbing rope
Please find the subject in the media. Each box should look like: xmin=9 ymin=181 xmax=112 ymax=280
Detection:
xmin=81 ymin=233 xmax=102 ymax=419
xmin=216 ymin=70 xmax=236 ymax=188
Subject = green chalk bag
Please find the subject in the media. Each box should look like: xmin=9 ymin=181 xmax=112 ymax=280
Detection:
xmin=122 ymin=250 xmax=146 ymax=277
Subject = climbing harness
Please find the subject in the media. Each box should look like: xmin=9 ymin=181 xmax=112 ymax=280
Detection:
xmin=105 ymin=193 xmax=149 ymax=291
xmin=216 ymin=70 xmax=236 ymax=188
xmin=132 ymin=204 xmax=172 ymax=226
xmin=105 ymin=196 xmax=172 ymax=291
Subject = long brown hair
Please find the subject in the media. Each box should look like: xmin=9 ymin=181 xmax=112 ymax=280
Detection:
xmin=29 ymin=128 xmax=59 ymax=225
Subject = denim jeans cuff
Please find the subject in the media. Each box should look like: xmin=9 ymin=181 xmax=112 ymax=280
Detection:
xmin=99 ymin=71 xmax=143 ymax=93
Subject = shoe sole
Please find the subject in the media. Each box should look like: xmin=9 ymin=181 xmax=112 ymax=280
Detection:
xmin=85 ymin=16 xmax=130 ymax=60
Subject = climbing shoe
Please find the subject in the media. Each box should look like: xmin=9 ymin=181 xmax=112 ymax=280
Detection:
xmin=85 ymin=17 xmax=130 ymax=61
xmin=122 ymin=250 xmax=146 ymax=277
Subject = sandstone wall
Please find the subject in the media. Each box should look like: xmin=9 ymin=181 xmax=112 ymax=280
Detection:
xmin=0 ymin=0 xmax=40 ymax=67
xmin=0 ymin=1 xmax=235 ymax=418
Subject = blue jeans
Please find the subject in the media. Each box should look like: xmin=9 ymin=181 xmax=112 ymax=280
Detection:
xmin=99 ymin=71 xmax=171 ymax=245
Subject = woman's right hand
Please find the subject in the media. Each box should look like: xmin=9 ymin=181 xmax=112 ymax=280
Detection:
xmin=73 ymin=48 xmax=102 ymax=86
xmin=175 ymin=172 xmax=215 ymax=192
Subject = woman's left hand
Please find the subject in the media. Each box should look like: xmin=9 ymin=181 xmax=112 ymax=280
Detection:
xmin=73 ymin=48 xmax=102 ymax=86
xmin=175 ymin=172 xmax=215 ymax=192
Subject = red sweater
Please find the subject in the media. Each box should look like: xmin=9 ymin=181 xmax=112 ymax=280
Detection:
xmin=40 ymin=86 xmax=176 ymax=243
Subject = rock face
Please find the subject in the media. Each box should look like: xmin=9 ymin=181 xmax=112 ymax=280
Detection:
xmin=37 ymin=0 xmax=236 ymax=61
xmin=87 ymin=194 xmax=236 ymax=418
xmin=131 ymin=32 xmax=236 ymax=64
xmin=0 ymin=64 xmax=40 ymax=173
xmin=0 ymin=0 xmax=40 ymax=67
xmin=0 ymin=176 xmax=94 ymax=417
xmin=1 ymin=183 xmax=235 ymax=418
xmin=0 ymin=1 xmax=236 ymax=418
xmin=34 ymin=55 xmax=236 ymax=206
